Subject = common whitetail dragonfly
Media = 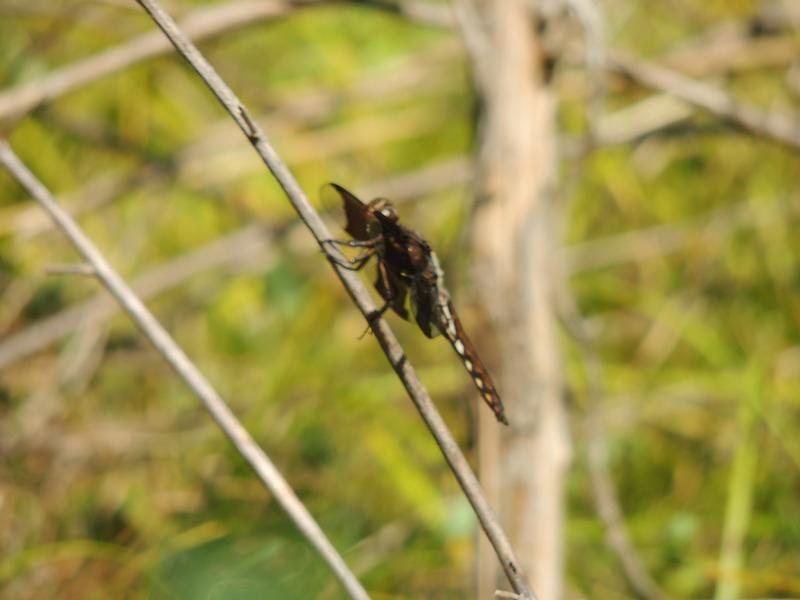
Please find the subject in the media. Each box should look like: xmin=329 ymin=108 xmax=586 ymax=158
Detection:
xmin=321 ymin=183 xmax=508 ymax=425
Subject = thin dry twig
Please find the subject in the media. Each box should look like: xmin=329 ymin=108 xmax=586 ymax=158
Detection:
xmin=0 ymin=142 xmax=370 ymax=600
xmin=133 ymin=0 xmax=534 ymax=596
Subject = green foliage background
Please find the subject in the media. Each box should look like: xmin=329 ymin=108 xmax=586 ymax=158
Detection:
xmin=1 ymin=1 xmax=799 ymax=598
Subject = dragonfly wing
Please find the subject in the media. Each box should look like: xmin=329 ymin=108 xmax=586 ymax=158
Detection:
xmin=320 ymin=182 xmax=374 ymax=241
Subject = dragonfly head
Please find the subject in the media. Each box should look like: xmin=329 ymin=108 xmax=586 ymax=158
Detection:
xmin=371 ymin=198 xmax=399 ymax=222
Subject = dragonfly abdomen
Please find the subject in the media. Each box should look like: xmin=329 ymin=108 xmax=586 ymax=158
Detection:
xmin=437 ymin=298 xmax=509 ymax=425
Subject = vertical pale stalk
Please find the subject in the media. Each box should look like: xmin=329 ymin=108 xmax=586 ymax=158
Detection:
xmin=461 ymin=0 xmax=571 ymax=597
xmin=714 ymin=362 xmax=762 ymax=600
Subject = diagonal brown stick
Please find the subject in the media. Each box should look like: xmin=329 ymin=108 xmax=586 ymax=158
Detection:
xmin=133 ymin=0 xmax=534 ymax=597
xmin=0 ymin=140 xmax=371 ymax=600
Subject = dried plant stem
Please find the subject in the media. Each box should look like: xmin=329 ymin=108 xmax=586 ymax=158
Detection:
xmin=0 ymin=140 xmax=370 ymax=600
xmin=132 ymin=0 xmax=534 ymax=597
xmin=610 ymin=51 xmax=800 ymax=151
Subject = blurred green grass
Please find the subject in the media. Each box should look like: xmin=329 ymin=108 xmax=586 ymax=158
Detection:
xmin=1 ymin=0 xmax=799 ymax=598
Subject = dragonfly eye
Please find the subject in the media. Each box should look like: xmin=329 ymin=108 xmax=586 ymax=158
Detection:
xmin=372 ymin=198 xmax=399 ymax=221
xmin=380 ymin=207 xmax=398 ymax=220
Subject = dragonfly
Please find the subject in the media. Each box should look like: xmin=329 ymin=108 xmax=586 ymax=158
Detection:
xmin=321 ymin=182 xmax=508 ymax=425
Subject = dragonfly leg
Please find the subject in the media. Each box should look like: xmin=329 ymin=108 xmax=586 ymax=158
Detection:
xmin=357 ymin=299 xmax=395 ymax=339
xmin=320 ymin=238 xmax=380 ymax=249
xmin=358 ymin=260 xmax=398 ymax=339
xmin=349 ymin=249 xmax=378 ymax=270
xmin=320 ymin=240 xmax=378 ymax=271
xmin=326 ymin=253 xmax=374 ymax=271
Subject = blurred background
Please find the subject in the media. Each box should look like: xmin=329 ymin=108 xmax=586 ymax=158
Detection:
xmin=1 ymin=0 xmax=799 ymax=598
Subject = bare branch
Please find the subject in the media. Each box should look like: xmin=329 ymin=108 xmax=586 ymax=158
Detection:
xmin=609 ymin=50 xmax=800 ymax=151
xmin=0 ymin=142 xmax=369 ymax=600
xmin=132 ymin=0 xmax=534 ymax=596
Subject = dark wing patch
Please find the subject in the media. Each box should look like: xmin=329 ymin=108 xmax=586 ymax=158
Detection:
xmin=321 ymin=182 xmax=373 ymax=241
